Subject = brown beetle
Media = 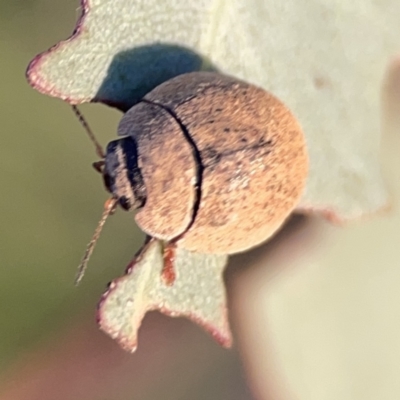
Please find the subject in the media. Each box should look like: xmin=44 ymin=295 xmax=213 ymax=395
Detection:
xmin=75 ymin=72 xmax=308 ymax=283
xmin=104 ymin=72 xmax=308 ymax=254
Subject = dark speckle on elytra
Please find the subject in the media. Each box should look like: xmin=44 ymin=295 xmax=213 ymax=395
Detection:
xmin=259 ymin=138 xmax=273 ymax=146
xmin=202 ymin=147 xmax=222 ymax=166
xmin=224 ymin=128 xmax=230 ymax=133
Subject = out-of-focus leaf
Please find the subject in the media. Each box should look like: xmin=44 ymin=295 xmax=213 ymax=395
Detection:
xmin=98 ymin=239 xmax=230 ymax=352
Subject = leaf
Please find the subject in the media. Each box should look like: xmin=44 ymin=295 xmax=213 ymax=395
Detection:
xmin=26 ymin=0 xmax=395 ymax=350
xmin=98 ymin=238 xmax=231 ymax=352
xmin=26 ymin=0 xmax=392 ymax=221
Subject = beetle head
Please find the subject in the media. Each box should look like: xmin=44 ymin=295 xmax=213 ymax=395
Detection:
xmin=103 ymin=137 xmax=147 ymax=211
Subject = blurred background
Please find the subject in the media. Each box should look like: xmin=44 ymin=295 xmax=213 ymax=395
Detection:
xmin=0 ymin=1 xmax=399 ymax=399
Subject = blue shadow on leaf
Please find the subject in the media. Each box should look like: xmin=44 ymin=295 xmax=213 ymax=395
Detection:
xmin=94 ymin=43 xmax=218 ymax=112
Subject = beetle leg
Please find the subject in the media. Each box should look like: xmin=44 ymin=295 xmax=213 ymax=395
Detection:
xmin=92 ymin=160 xmax=105 ymax=173
xmin=161 ymin=242 xmax=177 ymax=286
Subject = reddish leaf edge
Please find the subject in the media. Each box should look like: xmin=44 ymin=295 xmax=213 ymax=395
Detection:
xmin=26 ymin=0 xmax=144 ymax=111
xmin=97 ymin=238 xmax=232 ymax=353
xmin=26 ymin=0 xmax=90 ymax=104
xmin=295 ymin=199 xmax=392 ymax=226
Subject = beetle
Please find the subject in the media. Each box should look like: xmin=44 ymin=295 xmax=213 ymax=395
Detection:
xmin=75 ymin=72 xmax=308 ymax=283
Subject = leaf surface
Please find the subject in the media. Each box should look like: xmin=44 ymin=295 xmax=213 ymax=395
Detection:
xmin=26 ymin=0 xmax=394 ymax=220
xmin=98 ymin=239 xmax=230 ymax=351
xmin=26 ymin=0 xmax=397 ymax=350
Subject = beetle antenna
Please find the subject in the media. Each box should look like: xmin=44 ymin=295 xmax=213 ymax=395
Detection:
xmin=71 ymin=105 xmax=105 ymax=159
xmin=75 ymin=197 xmax=118 ymax=285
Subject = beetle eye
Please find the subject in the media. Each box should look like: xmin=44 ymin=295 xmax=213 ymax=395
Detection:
xmin=117 ymin=196 xmax=132 ymax=211
xmin=102 ymin=171 xmax=113 ymax=194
